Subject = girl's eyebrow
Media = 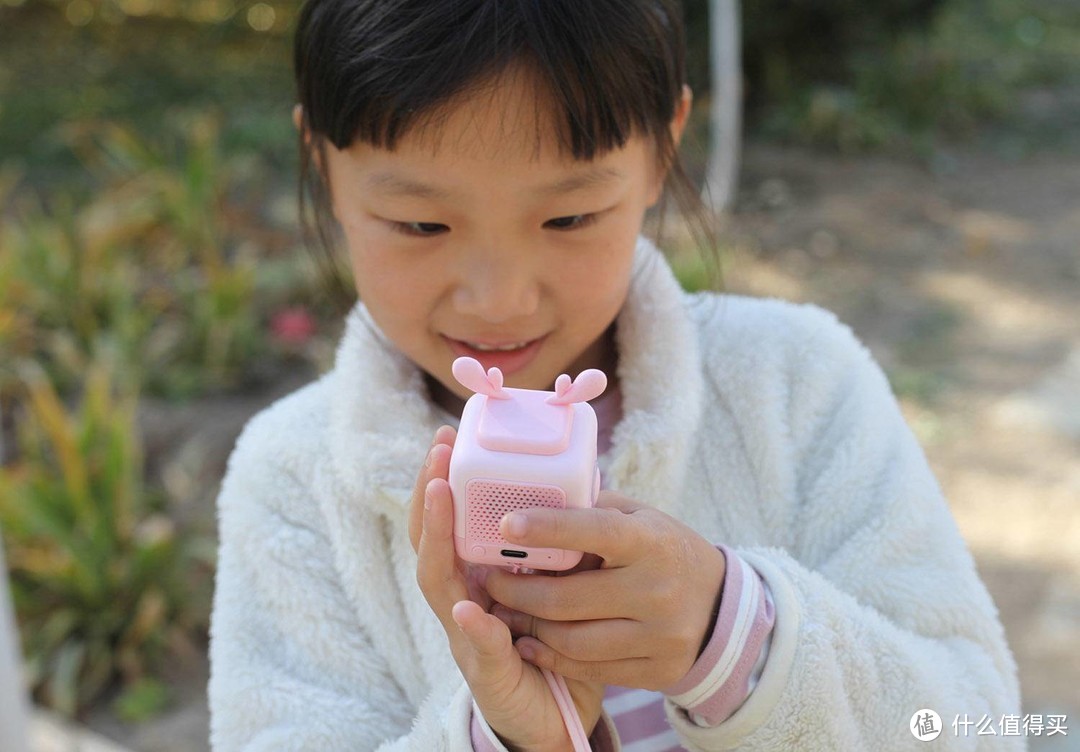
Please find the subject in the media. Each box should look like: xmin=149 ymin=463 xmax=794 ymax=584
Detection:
xmin=539 ymin=166 xmax=625 ymax=196
xmin=365 ymin=166 xmax=625 ymax=200
xmin=367 ymin=173 xmax=451 ymax=200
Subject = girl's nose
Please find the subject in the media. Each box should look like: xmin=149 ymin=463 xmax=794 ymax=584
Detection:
xmin=452 ymin=256 xmax=541 ymax=323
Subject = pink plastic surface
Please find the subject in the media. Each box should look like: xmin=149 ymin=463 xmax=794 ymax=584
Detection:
xmin=478 ymin=388 xmax=572 ymax=455
xmin=448 ymin=357 xmax=606 ymax=571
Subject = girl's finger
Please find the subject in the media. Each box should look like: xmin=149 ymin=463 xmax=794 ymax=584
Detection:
xmin=499 ymin=505 xmax=647 ymax=568
xmin=514 ymin=635 xmax=655 ymax=689
xmin=593 ymin=490 xmax=649 ymax=515
xmin=408 ymin=427 xmax=456 ymax=553
xmin=492 ymin=607 xmax=645 ymax=663
xmin=416 ymin=477 xmax=469 ymax=622
xmin=451 ymin=601 xmax=513 ymax=658
xmin=451 ymin=601 xmax=522 ymax=694
xmin=486 ymin=567 xmax=631 ymax=622
xmin=436 ymin=424 xmax=459 ymax=449
xmin=464 ymin=565 xmax=494 ymax=611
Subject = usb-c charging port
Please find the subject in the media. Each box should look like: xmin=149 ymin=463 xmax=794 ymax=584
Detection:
xmin=500 ymin=549 xmax=528 ymax=559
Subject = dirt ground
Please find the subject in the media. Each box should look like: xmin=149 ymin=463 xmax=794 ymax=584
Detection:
xmin=82 ymin=139 xmax=1080 ymax=751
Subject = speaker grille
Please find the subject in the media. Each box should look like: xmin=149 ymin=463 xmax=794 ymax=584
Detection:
xmin=465 ymin=480 xmax=566 ymax=544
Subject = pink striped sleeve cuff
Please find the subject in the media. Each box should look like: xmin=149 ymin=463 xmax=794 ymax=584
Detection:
xmin=470 ymin=705 xmax=501 ymax=752
xmin=662 ymin=545 xmax=776 ymax=727
xmin=470 ymin=700 xmax=617 ymax=751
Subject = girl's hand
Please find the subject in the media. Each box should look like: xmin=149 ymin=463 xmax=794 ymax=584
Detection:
xmin=408 ymin=427 xmax=605 ymax=752
xmin=483 ymin=491 xmax=727 ymax=691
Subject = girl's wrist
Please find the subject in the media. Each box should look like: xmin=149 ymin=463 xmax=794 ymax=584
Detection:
xmin=491 ymin=704 xmax=600 ymax=752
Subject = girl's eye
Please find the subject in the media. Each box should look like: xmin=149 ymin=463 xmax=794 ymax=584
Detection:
xmin=392 ymin=221 xmax=449 ymax=237
xmin=544 ymin=214 xmax=597 ymax=231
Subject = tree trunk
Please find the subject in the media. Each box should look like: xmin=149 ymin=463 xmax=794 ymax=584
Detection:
xmin=704 ymin=0 xmax=742 ymax=214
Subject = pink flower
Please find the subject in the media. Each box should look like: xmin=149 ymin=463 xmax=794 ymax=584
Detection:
xmin=270 ymin=307 xmax=317 ymax=345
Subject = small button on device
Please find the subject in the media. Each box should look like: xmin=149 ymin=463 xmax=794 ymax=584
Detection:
xmin=471 ymin=546 xmax=485 ymax=558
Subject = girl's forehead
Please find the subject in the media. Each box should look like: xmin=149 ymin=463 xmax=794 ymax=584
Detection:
xmin=338 ymin=62 xmax=658 ymax=184
xmin=404 ymin=69 xmax=572 ymax=164
xmin=372 ymin=96 xmax=656 ymax=181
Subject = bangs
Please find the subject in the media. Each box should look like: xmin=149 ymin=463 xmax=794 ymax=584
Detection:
xmin=295 ymin=0 xmax=684 ymax=160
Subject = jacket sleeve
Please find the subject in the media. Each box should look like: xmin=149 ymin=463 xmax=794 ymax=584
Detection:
xmin=208 ymin=409 xmax=477 ymax=751
xmin=665 ymin=305 xmax=1023 ymax=751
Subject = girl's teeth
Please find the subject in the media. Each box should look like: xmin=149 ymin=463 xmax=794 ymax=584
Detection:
xmin=467 ymin=341 xmax=529 ymax=352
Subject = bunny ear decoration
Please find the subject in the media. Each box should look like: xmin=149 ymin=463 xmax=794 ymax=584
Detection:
xmin=553 ymin=374 xmax=572 ymax=399
xmin=546 ymin=369 xmax=607 ymax=405
xmin=451 ymin=357 xmax=510 ymax=399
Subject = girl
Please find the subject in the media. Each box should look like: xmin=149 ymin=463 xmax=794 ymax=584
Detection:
xmin=208 ymin=1 xmax=1022 ymax=750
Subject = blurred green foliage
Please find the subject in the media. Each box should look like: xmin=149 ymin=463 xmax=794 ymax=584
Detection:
xmin=0 ymin=82 xmax=321 ymax=722
xmin=737 ymin=0 xmax=1080 ymax=152
xmin=0 ymin=355 xmax=213 ymax=717
xmin=112 ymin=676 xmax=170 ymax=722
xmin=0 ymin=0 xmax=297 ymax=182
xmin=3 ymin=0 xmax=1078 ymax=181
xmin=0 ymin=114 xmax=289 ymax=400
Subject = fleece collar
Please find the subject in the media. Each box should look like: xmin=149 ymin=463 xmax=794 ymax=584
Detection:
xmin=325 ymin=236 xmax=704 ymax=521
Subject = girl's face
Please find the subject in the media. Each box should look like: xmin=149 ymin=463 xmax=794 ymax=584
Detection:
xmin=317 ymin=69 xmax=689 ymax=414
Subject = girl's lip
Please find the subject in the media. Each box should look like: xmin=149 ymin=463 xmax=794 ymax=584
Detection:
xmin=443 ymin=335 xmax=547 ymax=377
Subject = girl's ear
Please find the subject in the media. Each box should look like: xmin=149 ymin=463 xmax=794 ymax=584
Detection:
xmin=670 ymin=85 xmax=693 ymax=149
xmin=646 ymin=85 xmax=694 ymax=207
xmin=294 ymin=104 xmax=317 ymax=155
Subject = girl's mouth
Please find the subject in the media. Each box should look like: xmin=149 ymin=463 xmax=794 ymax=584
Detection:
xmin=444 ymin=335 xmax=547 ymax=376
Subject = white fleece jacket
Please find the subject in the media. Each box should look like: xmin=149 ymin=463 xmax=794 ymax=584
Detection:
xmin=208 ymin=237 xmax=1023 ymax=751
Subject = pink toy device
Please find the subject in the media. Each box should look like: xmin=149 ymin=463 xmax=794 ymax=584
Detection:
xmin=448 ymin=356 xmax=607 ymax=571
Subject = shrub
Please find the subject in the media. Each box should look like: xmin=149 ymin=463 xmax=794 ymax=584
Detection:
xmin=0 ymin=355 xmax=213 ymax=717
xmin=0 ymin=115 xmax=273 ymax=401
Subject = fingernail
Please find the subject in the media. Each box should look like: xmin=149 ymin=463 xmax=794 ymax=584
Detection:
xmin=424 ymin=481 xmax=434 ymax=510
xmin=518 ymin=643 xmax=535 ymax=661
xmin=424 ymin=447 xmax=435 ymax=468
xmin=505 ymin=513 xmax=527 ymax=538
xmin=451 ymin=601 xmax=470 ymax=633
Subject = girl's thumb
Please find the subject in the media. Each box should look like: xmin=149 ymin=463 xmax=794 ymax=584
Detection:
xmin=594 ymin=490 xmax=649 ymax=514
xmin=452 ymin=601 xmax=513 ymax=661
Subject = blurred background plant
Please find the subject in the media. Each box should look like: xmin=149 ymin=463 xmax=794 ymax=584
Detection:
xmin=684 ymin=0 xmax=1080 ymax=154
xmin=0 ymin=0 xmax=1077 ymax=736
xmin=0 ymin=0 xmax=334 ymax=723
xmin=5 ymin=0 xmax=1076 ymax=184
xmin=0 ymin=114 xmax=301 ymax=401
xmin=0 ymin=352 xmax=213 ymax=719
xmin=754 ymin=0 xmax=1080 ymax=154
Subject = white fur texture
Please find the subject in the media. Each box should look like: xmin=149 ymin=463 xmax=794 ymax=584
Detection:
xmin=208 ymin=237 xmax=1022 ymax=750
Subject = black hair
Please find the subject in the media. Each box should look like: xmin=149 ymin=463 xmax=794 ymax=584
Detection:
xmin=293 ymin=0 xmax=719 ymax=312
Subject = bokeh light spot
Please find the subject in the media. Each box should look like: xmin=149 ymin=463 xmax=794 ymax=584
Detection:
xmin=247 ymin=3 xmax=275 ymax=32
xmin=1015 ymin=16 xmax=1045 ymax=48
xmin=65 ymin=0 xmax=94 ymax=26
